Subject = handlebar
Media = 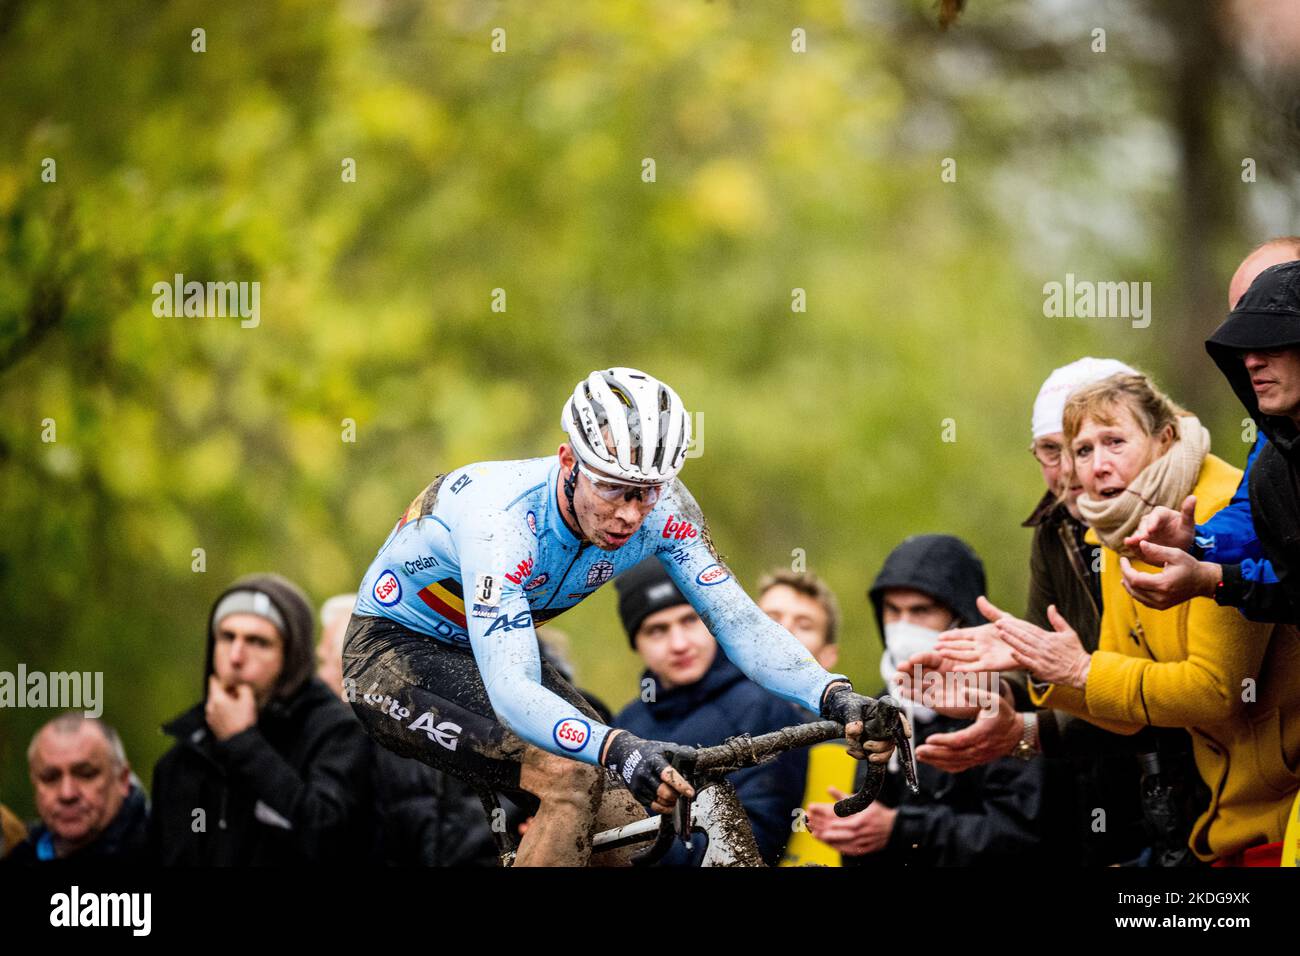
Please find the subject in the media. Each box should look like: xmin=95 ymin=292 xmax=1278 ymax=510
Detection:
xmin=680 ymin=706 xmax=917 ymax=817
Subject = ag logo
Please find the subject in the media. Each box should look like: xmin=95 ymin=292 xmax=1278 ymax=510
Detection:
xmin=485 ymin=610 xmax=533 ymax=636
xmin=553 ymin=717 xmax=591 ymax=752
xmin=585 ymin=560 xmax=615 ymax=587
xmin=373 ymin=570 xmax=402 ymax=606
xmin=408 ymin=712 xmax=462 ymax=751
xmin=696 ymin=563 xmax=730 ymax=586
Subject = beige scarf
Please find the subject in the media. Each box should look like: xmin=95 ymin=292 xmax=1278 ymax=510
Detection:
xmin=1076 ymin=415 xmax=1210 ymax=557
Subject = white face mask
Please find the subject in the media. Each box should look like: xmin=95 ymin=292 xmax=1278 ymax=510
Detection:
xmin=883 ymin=619 xmax=944 ymax=663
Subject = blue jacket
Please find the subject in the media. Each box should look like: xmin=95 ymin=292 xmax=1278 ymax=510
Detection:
xmin=614 ymin=650 xmax=811 ymax=866
xmin=1195 ymin=435 xmax=1286 ymax=618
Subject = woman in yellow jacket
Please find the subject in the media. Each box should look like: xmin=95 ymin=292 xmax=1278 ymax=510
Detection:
xmin=997 ymin=372 xmax=1300 ymax=864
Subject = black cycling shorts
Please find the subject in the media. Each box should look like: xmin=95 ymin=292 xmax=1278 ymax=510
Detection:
xmin=342 ymin=613 xmax=606 ymax=811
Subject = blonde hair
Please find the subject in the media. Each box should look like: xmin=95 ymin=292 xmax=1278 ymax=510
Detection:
xmin=1062 ymin=372 xmax=1187 ymax=449
xmin=757 ymin=569 xmax=841 ymax=646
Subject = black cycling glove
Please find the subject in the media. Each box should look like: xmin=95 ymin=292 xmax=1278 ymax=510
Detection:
xmin=820 ymin=683 xmax=896 ymax=747
xmin=601 ymin=730 xmax=694 ymax=809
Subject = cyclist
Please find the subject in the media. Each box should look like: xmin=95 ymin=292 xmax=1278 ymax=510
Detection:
xmin=342 ymin=367 xmax=903 ymax=866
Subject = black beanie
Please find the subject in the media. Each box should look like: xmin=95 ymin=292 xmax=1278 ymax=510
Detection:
xmin=615 ymin=557 xmax=687 ymax=647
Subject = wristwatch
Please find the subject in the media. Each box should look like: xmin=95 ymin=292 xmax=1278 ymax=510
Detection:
xmin=1011 ymin=712 xmax=1039 ymax=762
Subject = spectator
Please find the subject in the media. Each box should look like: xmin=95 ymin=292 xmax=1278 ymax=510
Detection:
xmin=929 ymin=357 xmax=1187 ymax=866
xmin=612 ymin=557 xmax=809 ymax=866
xmin=148 ymin=573 xmax=376 ymax=865
xmin=1114 ymin=237 xmax=1300 ymax=616
xmin=317 ymin=593 xmax=497 ymax=866
xmin=808 ymin=535 xmax=1046 ymax=866
xmin=5 ymin=713 xmax=148 ymax=865
xmin=969 ymin=372 xmax=1300 ymax=864
xmin=757 ymin=568 xmax=841 ymax=672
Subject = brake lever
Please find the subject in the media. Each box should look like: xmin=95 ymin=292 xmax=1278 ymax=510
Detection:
xmin=894 ymin=708 xmax=919 ymax=794
xmin=669 ymin=747 xmax=697 ymax=844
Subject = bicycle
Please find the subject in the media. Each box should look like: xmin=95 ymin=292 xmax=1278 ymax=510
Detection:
xmin=484 ymin=697 xmax=918 ymax=867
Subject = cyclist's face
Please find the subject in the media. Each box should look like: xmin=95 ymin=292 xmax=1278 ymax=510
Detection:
xmin=571 ymin=468 xmax=661 ymax=551
xmin=758 ymin=585 xmax=837 ymax=670
xmin=634 ymin=604 xmax=716 ymax=690
xmin=213 ymin=613 xmax=285 ymax=706
xmin=29 ymin=724 xmax=130 ymax=851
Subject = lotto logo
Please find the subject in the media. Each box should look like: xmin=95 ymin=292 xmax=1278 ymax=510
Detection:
xmin=696 ymin=564 xmax=730 ymax=586
xmin=662 ymin=515 xmax=698 ymax=541
xmin=553 ymin=717 xmax=591 ymax=752
xmin=373 ymin=570 xmax=402 ymax=606
xmin=505 ymin=557 xmax=535 ymax=585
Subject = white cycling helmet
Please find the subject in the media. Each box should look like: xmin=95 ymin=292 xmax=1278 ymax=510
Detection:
xmin=561 ymin=367 xmax=692 ymax=485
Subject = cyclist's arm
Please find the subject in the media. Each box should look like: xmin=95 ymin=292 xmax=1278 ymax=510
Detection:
xmin=654 ymin=484 xmax=849 ymax=712
xmin=454 ymin=511 xmax=611 ymax=766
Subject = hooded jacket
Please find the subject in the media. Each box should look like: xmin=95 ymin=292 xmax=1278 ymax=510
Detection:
xmin=148 ymin=573 xmax=376 ymax=865
xmin=1206 ymin=259 xmax=1300 ymax=622
xmin=614 ymin=649 xmax=810 ymax=866
xmin=4 ymin=783 xmax=150 ymax=866
xmin=847 ymin=535 xmax=1046 ymax=866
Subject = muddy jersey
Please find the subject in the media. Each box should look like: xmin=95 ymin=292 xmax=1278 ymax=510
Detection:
xmin=354 ymin=457 xmax=846 ymax=766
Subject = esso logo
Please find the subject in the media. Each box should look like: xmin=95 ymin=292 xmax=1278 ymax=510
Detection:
xmin=553 ymin=717 xmax=591 ymax=752
xmin=696 ymin=564 xmax=730 ymax=586
xmin=373 ymin=570 xmax=402 ymax=606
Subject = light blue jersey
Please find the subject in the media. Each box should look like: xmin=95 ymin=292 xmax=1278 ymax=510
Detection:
xmin=355 ymin=457 xmax=846 ymax=765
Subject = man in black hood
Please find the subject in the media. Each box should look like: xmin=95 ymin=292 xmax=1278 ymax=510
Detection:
xmin=1200 ymin=258 xmax=1300 ymax=622
xmin=148 ymin=573 xmax=376 ymax=865
xmin=809 ymin=535 xmax=1046 ymax=866
xmin=1123 ymin=257 xmax=1300 ymax=623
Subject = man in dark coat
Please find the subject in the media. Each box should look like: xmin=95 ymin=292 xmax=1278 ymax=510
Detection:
xmin=612 ymin=558 xmax=809 ymax=866
xmin=811 ymin=535 xmax=1047 ymax=866
xmin=1113 ymin=239 xmax=1300 ymax=623
xmin=1130 ymin=257 xmax=1300 ymax=623
xmin=148 ymin=573 xmax=376 ymax=865
xmin=5 ymin=714 xmax=149 ymax=865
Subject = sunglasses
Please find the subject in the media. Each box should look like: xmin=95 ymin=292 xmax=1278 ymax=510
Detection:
xmin=576 ymin=462 xmax=665 ymax=506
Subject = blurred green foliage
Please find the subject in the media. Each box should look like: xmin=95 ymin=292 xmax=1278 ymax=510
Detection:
xmin=1 ymin=0 xmax=1294 ymax=818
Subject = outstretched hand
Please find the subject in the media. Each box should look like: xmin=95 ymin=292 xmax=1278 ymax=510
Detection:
xmin=1123 ymin=495 xmax=1197 ymax=552
xmin=933 ymin=596 xmax=1019 ymax=673
xmin=993 ymin=604 xmax=1091 ymax=689
xmin=894 ymin=650 xmax=999 ymax=718
xmin=1120 ymin=540 xmax=1221 ymax=610
xmin=915 ymin=691 xmax=1023 ymax=773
